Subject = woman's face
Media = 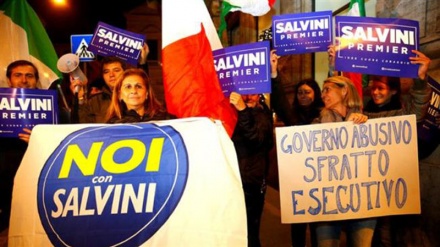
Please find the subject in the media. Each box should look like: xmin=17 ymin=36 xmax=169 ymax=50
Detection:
xmin=119 ymin=75 xmax=148 ymax=110
xmin=297 ymin=84 xmax=315 ymax=107
xmin=321 ymin=82 xmax=345 ymax=110
xmin=370 ymin=81 xmax=395 ymax=106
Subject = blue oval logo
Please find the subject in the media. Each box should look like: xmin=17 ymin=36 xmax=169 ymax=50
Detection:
xmin=37 ymin=123 xmax=189 ymax=246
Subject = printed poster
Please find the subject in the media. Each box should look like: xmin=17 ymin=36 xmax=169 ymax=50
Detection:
xmin=8 ymin=118 xmax=247 ymax=246
xmin=272 ymin=11 xmax=333 ymax=56
xmin=213 ymin=41 xmax=271 ymax=97
xmin=0 ymin=88 xmax=58 ymax=138
xmin=89 ymin=22 xmax=145 ymax=65
xmin=418 ymin=76 xmax=440 ymax=142
xmin=335 ymin=16 xmax=419 ymax=78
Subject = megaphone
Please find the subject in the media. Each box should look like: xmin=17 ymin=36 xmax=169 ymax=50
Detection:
xmin=57 ymin=53 xmax=87 ymax=94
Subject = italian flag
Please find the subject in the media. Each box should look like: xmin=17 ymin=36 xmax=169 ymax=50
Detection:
xmin=218 ymin=0 xmax=275 ymax=37
xmin=348 ymin=0 xmax=366 ymax=17
xmin=162 ymin=0 xmax=238 ymax=138
xmin=343 ymin=0 xmax=367 ymax=98
xmin=0 ymin=0 xmax=61 ymax=89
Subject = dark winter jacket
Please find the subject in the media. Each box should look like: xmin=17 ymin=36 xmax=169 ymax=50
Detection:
xmin=232 ymin=102 xmax=274 ymax=185
xmin=78 ymin=86 xmax=112 ymax=123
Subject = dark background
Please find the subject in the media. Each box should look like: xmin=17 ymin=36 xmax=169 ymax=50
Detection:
xmin=1 ymin=0 xmax=146 ymax=45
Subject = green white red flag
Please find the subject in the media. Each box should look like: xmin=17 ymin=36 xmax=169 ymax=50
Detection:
xmin=348 ymin=0 xmax=366 ymax=17
xmin=0 ymin=0 xmax=61 ymax=89
xmin=344 ymin=0 xmax=367 ymax=98
xmin=162 ymin=0 xmax=238 ymax=137
xmin=218 ymin=0 xmax=276 ymax=38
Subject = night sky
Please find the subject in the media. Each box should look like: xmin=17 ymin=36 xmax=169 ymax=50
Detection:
xmin=1 ymin=0 xmax=145 ymax=45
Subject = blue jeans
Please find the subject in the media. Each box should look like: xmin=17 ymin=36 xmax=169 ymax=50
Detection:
xmin=315 ymin=218 xmax=376 ymax=247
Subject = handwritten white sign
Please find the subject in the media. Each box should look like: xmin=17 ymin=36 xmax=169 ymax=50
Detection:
xmin=275 ymin=115 xmax=420 ymax=223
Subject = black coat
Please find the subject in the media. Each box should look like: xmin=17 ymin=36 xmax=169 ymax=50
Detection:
xmin=232 ymin=103 xmax=274 ymax=185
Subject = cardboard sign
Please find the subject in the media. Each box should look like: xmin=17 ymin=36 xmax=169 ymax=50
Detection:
xmin=275 ymin=115 xmax=420 ymax=223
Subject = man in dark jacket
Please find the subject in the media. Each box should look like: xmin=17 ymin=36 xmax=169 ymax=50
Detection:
xmin=0 ymin=60 xmax=39 ymax=231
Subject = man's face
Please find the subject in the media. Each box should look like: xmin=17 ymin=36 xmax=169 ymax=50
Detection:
xmin=7 ymin=65 xmax=38 ymax=88
xmin=242 ymin=94 xmax=260 ymax=108
xmin=102 ymin=62 xmax=124 ymax=90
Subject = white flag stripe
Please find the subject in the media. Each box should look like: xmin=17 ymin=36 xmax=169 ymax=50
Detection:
xmin=348 ymin=2 xmax=361 ymax=16
xmin=225 ymin=0 xmax=270 ymax=16
xmin=162 ymin=0 xmax=222 ymax=50
xmin=0 ymin=13 xmax=29 ymax=87
xmin=0 ymin=0 xmax=60 ymax=89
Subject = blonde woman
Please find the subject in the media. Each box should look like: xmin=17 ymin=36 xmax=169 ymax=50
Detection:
xmin=313 ymin=76 xmax=371 ymax=247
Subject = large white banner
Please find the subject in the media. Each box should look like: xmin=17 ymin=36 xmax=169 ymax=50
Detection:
xmin=276 ymin=115 xmax=420 ymax=223
xmin=8 ymin=117 xmax=247 ymax=246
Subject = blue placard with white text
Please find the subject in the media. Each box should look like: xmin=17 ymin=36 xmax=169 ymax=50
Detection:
xmin=0 ymin=88 xmax=58 ymax=138
xmin=335 ymin=16 xmax=419 ymax=78
xmin=213 ymin=41 xmax=271 ymax=97
xmin=272 ymin=11 xmax=333 ymax=56
xmin=71 ymin=34 xmax=95 ymax=62
xmin=88 ymin=22 xmax=145 ymax=65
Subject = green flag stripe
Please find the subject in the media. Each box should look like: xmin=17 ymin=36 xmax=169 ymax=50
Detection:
xmin=349 ymin=0 xmax=366 ymax=17
xmin=1 ymin=0 xmax=61 ymax=78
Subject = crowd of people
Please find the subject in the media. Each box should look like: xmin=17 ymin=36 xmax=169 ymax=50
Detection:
xmin=0 ymin=38 xmax=438 ymax=247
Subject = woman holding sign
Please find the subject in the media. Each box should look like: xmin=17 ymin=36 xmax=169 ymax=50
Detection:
xmin=313 ymin=76 xmax=370 ymax=247
xmin=363 ymin=51 xmax=432 ymax=247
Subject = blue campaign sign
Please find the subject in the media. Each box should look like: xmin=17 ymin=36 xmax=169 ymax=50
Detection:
xmin=213 ymin=41 xmax=271 ymax=97
xmin=71 ymin=34 xmax=95 ymax=62
xmin=335 ymin=16 xmax=419 ymax=78
xmin=272 ymin=11 xmax=333 ymax=56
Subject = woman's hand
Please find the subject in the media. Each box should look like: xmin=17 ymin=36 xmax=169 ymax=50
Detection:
xmin=347 ymin=113 xmax=368 ymax=124
xmin=328 ymin=44 xmax=336 ymax=66
xmin=18 ymin=128 xmax=32 ymax=143
xmin=409 ymin=50 xmax=431 ymax=80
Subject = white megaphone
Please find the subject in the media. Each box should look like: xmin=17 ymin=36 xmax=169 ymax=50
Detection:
xmin=57 ymin=53 xmax=87 ymax=94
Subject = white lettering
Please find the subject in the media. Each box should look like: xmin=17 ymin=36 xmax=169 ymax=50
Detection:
xmin=341 ymin=26 xmax=415 ymax=45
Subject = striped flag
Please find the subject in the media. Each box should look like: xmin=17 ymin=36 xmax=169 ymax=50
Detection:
xmin=218 ymin=0 xmax=276 ymax=38
xmin=344 ymin=0 xmax=368 ymax=98
xmin=0 ymin=0 xmax=61 ymax=89
xmin=348 ymin=0 xmax=366 ymax=17
xmin=162 ymin=0 xmax=238 ymax=137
